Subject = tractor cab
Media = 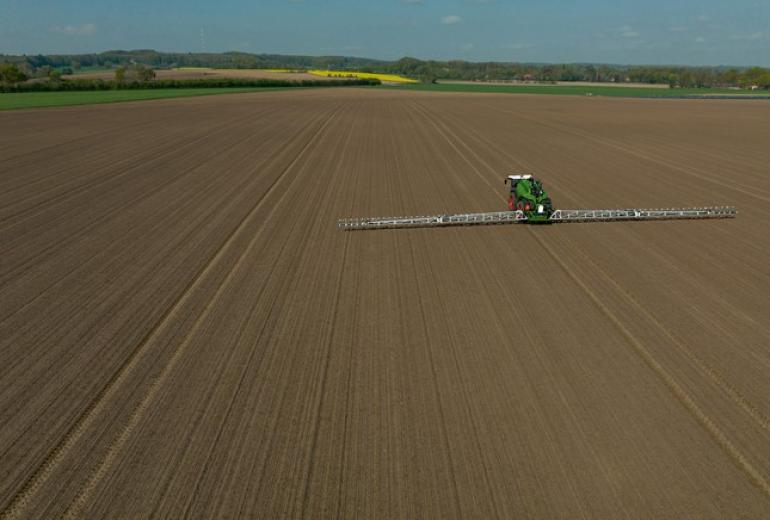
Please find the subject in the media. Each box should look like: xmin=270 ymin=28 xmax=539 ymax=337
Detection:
xmin=505 ymin=174 xmax=554 ymax=222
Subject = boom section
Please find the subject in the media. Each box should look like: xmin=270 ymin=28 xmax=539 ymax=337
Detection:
xmin=550 ymin=206 xmax=736 ymax=222
xmin=337 ymin=210 xmax=527 ymax=230
xmin=337 ymin=206 xmax=736 ymax=231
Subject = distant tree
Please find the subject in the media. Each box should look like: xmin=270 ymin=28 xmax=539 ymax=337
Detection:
xmin=691 ymin=67 xmax=715 ymax=88
xmin=584 ymin=64 xmax=598 ymax=82
xmin=37 ymin=65 xmax=53 ymax=79
xmin=27 ymin=54 xmax=52 ymax=69
xmin=740 ymin=67 xmax=767 ymax=88
xmin=677 ymin=70 xmax=695 ymax=88
xmin=0 ymin=62 xmax=28 ymax=84
xmin=719 ymin=68 xmax=739 ymax=86
xmin=114 ymin=66 xmax=126 ymax=83
xmin=136 ymin=65 xmax=156 ymax=82
xmin=47 ymin=68 xmax=62 ymax=82
xmin=418 ymin=74 xmax=438 ymax=84
xmin=757 ymin=71 xmax=770 ymax=89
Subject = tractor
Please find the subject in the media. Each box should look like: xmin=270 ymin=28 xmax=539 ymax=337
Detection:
xmin=505 ymin=175 xmax=553 ymax=222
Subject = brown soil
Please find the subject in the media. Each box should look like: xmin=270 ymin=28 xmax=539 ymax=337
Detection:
xmin=1 ymin=89 xmax=769 ymax=519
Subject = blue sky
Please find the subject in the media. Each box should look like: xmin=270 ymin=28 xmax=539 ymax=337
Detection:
xmin=1 ymin=0 xmax=769 ymax=66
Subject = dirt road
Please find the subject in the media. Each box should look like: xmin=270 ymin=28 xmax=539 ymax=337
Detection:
xmin=1 ymin=89 xmax=768 ymax=518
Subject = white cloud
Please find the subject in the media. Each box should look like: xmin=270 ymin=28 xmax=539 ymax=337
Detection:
xmin=52 ymin=23 xmax=96 ymax=36
xmin=696 ymin=14 xmax=709 ymax=22
xmin=730 ymin=31 xmax=769 ymax=41
xmin=440 ymin=15 xmax=461 ymax=25
xmin=460 ymin=43 xmax=475 ymax=50
xmin=695 ymin=36 xmax=706 ymax=43
xmin=668 ymin=26 xmax=688 ymax=32
xmin=618 ymin=25 xmax=639 ymax=38
xmin=503 ymin=43 xmax=533 ymax=50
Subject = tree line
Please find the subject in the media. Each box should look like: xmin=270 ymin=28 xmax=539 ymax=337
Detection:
xmin=385 ymin=57 xmax=770 ymax=88
xmin=0 ymin=68 xmax=379 ymax=94
xmin=0 ymin=50 xmax=388 ymax=76
xmin=2 ymin=50 xmax=770 ymax=89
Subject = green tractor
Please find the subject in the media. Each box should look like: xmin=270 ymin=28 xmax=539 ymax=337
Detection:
xmin=505 ymin=175 xmax=554 ymax=222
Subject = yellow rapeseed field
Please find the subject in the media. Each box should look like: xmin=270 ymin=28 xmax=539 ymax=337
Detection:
xmin=308 ymin=70 xmax=417 ymax=83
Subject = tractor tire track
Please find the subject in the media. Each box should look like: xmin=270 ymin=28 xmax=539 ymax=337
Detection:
xmin=0 ymin=101 xmax=341 ymax=520
xmin=413 ymin=97 xmax=770 ymax=501
xmin=473 ymin=100 xmax=770 ymax=203
xmin=531 ymin=231 xmax=770 ymax=499
xmin=417 ymin=99 xmax=770 ymax=434
xmin=61 ymin=103 xmax=343 ymax=520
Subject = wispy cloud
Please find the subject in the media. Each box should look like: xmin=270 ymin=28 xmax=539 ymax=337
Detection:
xmin=52 ymin=23 xmax=96 ymax=36
xmin=440 ymin=15 xmax=461 ymax=25
xmin=503 ymin=43 xmax=533 ymax=50
xmin=746 ymin=31 xmax=769 ymax=40
xmin=618 ymin=25 xmax=639 ymax=38
xmin=694 ymin=36 xmax=706 ymax=43
xmin=730 ymin=31 xmax=769 ymax=41
xmin=668 ymin=26 xmax=688 ymax=32
xmin=400 ymin=0 xmax=423 ymax=4
xmin=696 ymin=14 xmax=709 ymax=22
xmin=460 ymin=43 xmax=475 ymax=50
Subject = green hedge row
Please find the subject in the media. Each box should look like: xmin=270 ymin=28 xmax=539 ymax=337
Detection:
xmin=1 ymin=77 xmax=380 ymax=93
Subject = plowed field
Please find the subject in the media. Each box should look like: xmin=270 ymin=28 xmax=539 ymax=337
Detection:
xmin=1 ymin=89 xmax=769 ymax=518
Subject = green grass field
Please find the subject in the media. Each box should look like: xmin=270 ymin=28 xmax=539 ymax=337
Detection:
xmin=0 ymin=87 xmax=291 ymax=110
xmin=390 ymin=82 xmax=767 ymax=98
xmin=3 ymin=82 xmax=766 ymax=110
